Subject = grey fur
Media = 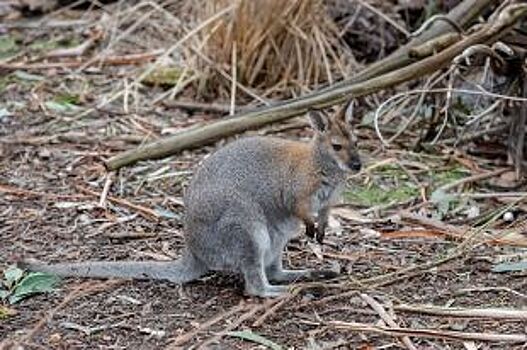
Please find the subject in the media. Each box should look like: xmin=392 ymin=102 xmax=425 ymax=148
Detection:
xmin=22 ymin=112 xmax=360 ymax=298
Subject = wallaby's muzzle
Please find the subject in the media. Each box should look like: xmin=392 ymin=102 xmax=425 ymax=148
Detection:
xmin=348 ymin=157 xmax=362 ymax=172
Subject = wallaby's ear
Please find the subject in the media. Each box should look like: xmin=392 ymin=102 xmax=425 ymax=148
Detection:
xmin=308 ymin=110 xmax=329 ymax=133
xmin=344 ymin=100 xmax=354 ymax=125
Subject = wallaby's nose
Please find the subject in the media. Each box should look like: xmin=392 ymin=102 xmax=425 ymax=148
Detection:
xmin=349 ymin=159 xmax=361 ymax=172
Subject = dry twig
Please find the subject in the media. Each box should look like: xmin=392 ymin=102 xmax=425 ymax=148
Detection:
xmin=360 ymin=294 xmax=418 ymax=350
xmin=394 ymin=303 xmax=527 ymax=320
xmin=252 ymin=294 xmax=294 ymax=327
xmin=329 ymin=320 xmax=527 ymax=343
xmin=196 ymin=300 xmax=274 ymax=349
xmin=76 ymin=185 xmax=160 ymax=221
xmin=167 ymin=302 xmax=248 ymax=347
xmin=0 ymin=50 xmax=164 ymax=71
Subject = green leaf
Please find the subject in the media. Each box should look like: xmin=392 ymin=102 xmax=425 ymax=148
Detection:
xmin=0 ymin=107 xmax=10 ymax=120
xmin=0 ymin=37 xmax=16 ymax=51
xmin=154 ymin=207 xmax=180 ymax=219
xmin=226 ymin=331 xmax=283 ymax=350
xmin=0 ymin=36 xmax=17 ymax=55
xmin=8 ymin=272 xmax=60 ymax=304
xmin=44 ymin=100 xmax=81 ymax=113
xmin=13 ymin=70 xmax=45 ymax=82
xmin=142 ymin=66 xmax=185 ymax=86
xmin=492 ymin=261 xmax=527 ymax=273
xmin=0 ymin=289 xmax=9 ymax=300
xmin=54 ymin=93 xmax=81 ymax=105
xmin=430 ymin=188 xmax=455 ymax=218
xmin=0 ymin=305 xmax=17 ymax=319
xmin=4 ymin=266 xmax=24 ymax=288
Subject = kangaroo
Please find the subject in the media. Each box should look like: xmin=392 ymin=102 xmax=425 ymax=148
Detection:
xmin=21 ymin=102 xmax=361 ymax=297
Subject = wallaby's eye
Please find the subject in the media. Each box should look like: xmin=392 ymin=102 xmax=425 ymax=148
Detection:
xmin=332 ymin=143 xmax=343 ymax=151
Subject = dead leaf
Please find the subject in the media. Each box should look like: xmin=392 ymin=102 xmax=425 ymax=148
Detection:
xmin=360 ymin=228 xmax=381 ymax=239
xmin=489 ymin=230 xmax=527 ymax=247
xmin=381 ymin=229 xmax=449 ymax=240
xmin=0 ymin=305 xmax=17 ymax=318
xmin=488 ymin=170 xmax=521 ymax=189
xmin=307 ymin=241 xmax=324 ymax=261
xmin=327 ymin=215 xmax=342 ymax=236
xmin=463 ymin=341 xmax=478 ymax=350
xmin=332 ymin=207 xmax=372 ymax=223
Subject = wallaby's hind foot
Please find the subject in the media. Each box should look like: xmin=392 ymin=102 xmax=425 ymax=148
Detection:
xmin=242 ymin=264 xmax=289 ymax=298
xmin=245 ymin=283 xmax=289 ymax=298
xmin=267 ymin=269 xmax=311 ymax=283
xmin=267 ymin=268 xmax=339 ymax=283
xmin=266 ymin=258 xmax=340 ymax=284
xmin=266 ymin=264 xmax=310 ymax=283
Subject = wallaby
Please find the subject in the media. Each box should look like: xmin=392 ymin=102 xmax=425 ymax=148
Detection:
xmin=21 ymin=102 xmax=361 ymax=297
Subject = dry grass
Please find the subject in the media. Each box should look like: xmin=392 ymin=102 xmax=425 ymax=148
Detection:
xmin=190 ymin=0 xmax=356 ymax=99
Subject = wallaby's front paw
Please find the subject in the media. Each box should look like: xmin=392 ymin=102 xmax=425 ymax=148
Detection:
xmin=305 ymin=221 xmax=325 ymax=244
xmin=305 ymin=222 xmax=316 ymax=239
xmin=314 ymin=222 xmax=326 ymax=244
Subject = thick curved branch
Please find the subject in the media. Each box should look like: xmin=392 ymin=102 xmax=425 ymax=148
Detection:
xmin=106 ymin=0 xmax=515 ymax=171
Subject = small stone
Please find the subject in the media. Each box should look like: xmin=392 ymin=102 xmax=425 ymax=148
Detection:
xmin=503 ymin=212 xmax=514 ymax=222
xmin=465 ymin=206 xmax=480 ymax=219
xmin=38 ymin=148 xmax=51 ymax=159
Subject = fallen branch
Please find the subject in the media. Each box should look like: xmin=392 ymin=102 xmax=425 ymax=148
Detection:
xmin=0 ymin=183 xmax=88 ymax=201
xmin=360 ymin=294 xmax=418 ymax=350
xmin=456 ymin=286 xmax=527 ymax=300
xmin=394 ymin=303 xmax=527 ymax=320
xmin=399 ymin=211 xmax=467 ymax=236
xmin=329 ymin=320 xmax=527 ymax=343
xmin=458 ymin=191 xmax=527 ymax=199
xmin=162 ymin=100 xmax=249 ymax=114
xmin=380 ymin=229 xmax=461 ymax=240
xmin=76 ymin=185 xmax=160 ymax=221
xmin=0 ymin=50 xmax=164 ymax=71
xmin=437 ymin=168 xmax=508 ymax=192
xmin=45 ymin=37 xmax=97 ymax=59
xmin=0 ymin=19 xmax=91 ymax=30
xmin=252 ymin=294 xmax=293 ymax=327
xmin=196 ymin=301 xmax=274 ymax=349
xmin=106 ymin=0 xmax=503 ymax=170
xmin=441 ymin=123 xmax=509 ymax=145
xmin=103 ymin=231 xmax=158 ymax=239
xmin=167 ymin=301 xmax=247 ymax=347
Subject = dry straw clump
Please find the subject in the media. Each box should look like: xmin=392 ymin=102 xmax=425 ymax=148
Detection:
xmin=192 ymin=0 xmax=356 ymax=99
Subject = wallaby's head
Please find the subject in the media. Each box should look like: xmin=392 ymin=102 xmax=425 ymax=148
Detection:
xmin=308 ymin=101 xmax=361 ymax=173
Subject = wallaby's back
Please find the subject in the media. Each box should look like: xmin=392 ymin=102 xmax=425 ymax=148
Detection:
xmin=184 ymin=136 xmax=317 ymax=225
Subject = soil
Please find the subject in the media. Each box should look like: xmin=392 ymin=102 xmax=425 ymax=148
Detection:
xmin=1 ymin=2 xmax=527 ymax=350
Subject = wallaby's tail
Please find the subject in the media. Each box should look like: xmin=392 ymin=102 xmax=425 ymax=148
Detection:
xmin=19 ymin=251 xmax=208 ymax=283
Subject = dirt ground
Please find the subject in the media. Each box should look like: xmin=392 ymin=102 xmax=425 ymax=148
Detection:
xmin=1 ymin=84 xmax=527 ymax=349
xmin=1 ymin=2 xmax=527 ymax=350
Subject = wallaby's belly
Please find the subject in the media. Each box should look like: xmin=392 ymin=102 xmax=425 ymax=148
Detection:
xmin=267 ymin=218 xmax=301 ymax=253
